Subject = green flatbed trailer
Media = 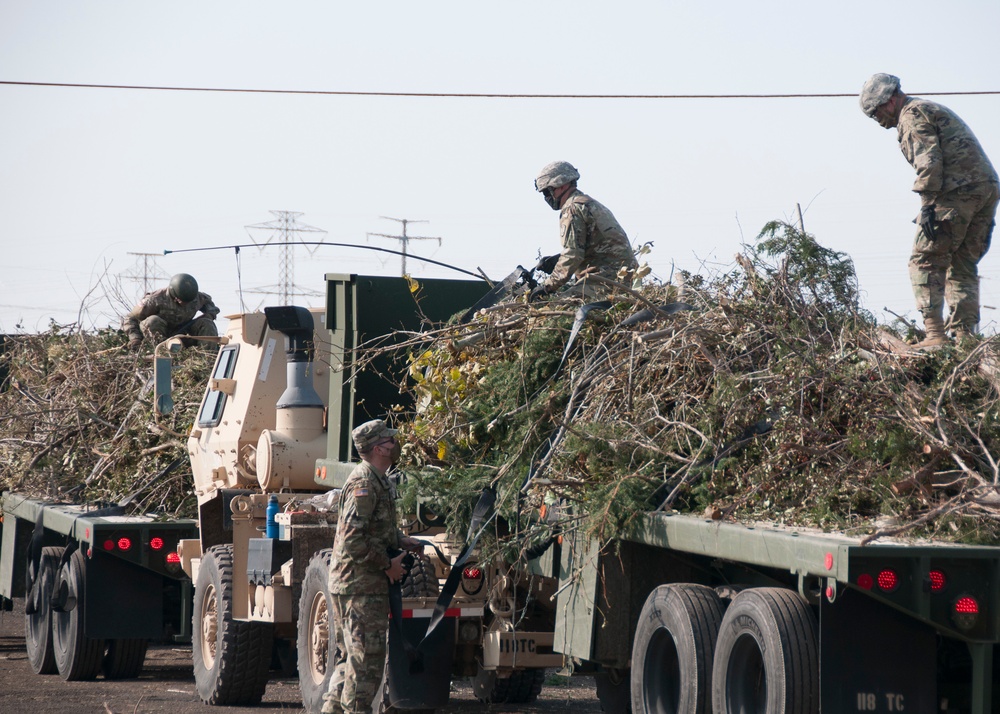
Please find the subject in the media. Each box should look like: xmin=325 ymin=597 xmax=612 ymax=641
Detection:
xmin=0 ymin=492 xmax=198 ymax=679
xmin=554 ymin=511 xmax=1000 ymax=713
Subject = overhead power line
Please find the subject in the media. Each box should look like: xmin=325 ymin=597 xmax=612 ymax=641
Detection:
xmin=2 ymin=80 xmax=999 ymax=100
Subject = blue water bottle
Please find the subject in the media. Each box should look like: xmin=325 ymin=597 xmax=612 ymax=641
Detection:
xmin=266 ymin=495 xmax=280 ymax=538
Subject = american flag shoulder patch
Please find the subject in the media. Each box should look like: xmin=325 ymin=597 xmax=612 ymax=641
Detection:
xmin=353 ymin=487 xmax=369 ymax=497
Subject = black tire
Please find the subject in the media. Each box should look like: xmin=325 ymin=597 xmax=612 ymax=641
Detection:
xmin=102 ymin=638 xmax=149 ymax=679
xmin=375 ymin=557 xmax=440 ymax=714
xmin=25 ymin=546 xmax=62 ymax=675
xmin=52 ymin=549 xmax=105 ymax=681
xmin=630 ymin=583 xmax=724 ymax=714
xmin=595 ymin=666 xmax=632 ymax=714
xmin=472 ymin=666 xmax=546 ymax=704
xmin=711 ymin=587 xmax=818 ymax=714
xmin=298 ymin=549 xmax=335 ymax=714
xmin=193 ymin=544 xmax=273 ymax=705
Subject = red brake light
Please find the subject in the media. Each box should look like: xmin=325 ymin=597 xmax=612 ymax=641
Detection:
xmin=954 ymin=596 xmax=979 ymax=615
xmin=929 ymin=570 xmax=946 ymax=592
xmin=463 ymin=567 xmax=483 ymax=580
xmin=149 ymin=537 xmax=165 ymax=551
xmin=856 ymin=573 xmax=874 ymax=590
xmin=103 ymin=539 xmax=116 ymax=551
xmin=877 ymin=569 xmax=899 ymax=592
xmin=166 ymin=552 xmax=181 ymax=564
xmin=117 ymin=537 xmax=133 ymax=552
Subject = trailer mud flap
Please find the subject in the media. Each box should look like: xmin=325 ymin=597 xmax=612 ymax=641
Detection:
xmin=821 ymin=588 xmax=935 ymax=712
xmin=386 ymin=616 xmax=456 ymax=709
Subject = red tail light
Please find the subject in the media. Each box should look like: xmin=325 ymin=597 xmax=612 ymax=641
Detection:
xmin=103 ymin=539 xmax=116 ymax=552
xmin=117 ymin=537 xmax=133 ymax=552
xmin=463 ymin=567 xmax=483 ymax=580
xmin=149 ymin=537 xmax=165 ymax=551
xmin=856 ymin=573 xmax=874 ymax=590
xmin=876 ymin=569 xmax=899 ymax=592
xmin=166 ymin=552 xmax=181 ymax=565
xmin=954 ymin=596 xmax=979 ymax=615
xmin=928 ymin=570 xmax=946 ymax=592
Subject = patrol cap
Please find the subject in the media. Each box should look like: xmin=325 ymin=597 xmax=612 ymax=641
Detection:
xmin=352 ymin=419 xmax=398 ymax=453
xmin=859 ymin=73 xmax=901 ymax=117
xmin=535 ymin=161 xmax=580 ymax=192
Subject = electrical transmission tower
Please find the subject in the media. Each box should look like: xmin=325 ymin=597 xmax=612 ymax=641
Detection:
xmin=246 ymin=210 xmax=327 ymax=304
xmin=123 ymin=252 xmax=170 ymax=295
xmin=367 ymin=216 xmax=441 ymax=276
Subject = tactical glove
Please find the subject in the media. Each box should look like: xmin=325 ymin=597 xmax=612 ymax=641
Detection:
xmin=537 ymin=254 xmax=560 ymax=274
xmin=920 ymin=205 xmax=937 ymax=241
xmin=127 ymin=333 xmax=143 ymax=350
xmin=528 ymin=285 xmax=550 ymax=303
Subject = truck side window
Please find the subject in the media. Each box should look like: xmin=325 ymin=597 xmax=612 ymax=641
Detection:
xmin=197 ymin=345 xmax=239 ymax=427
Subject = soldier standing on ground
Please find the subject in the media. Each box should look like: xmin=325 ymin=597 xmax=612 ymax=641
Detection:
xmin=860 ymin=73 xmax=999 ymax=347
xmin=530 ymin=161 xmax=638 ymax=302
xmin=323 ymin=419 xmax=423 ymax=714
xmin=122 ymin=273 xmax=220 ymax=349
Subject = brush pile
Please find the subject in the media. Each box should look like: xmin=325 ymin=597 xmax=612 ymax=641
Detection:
xmin=388 ymin=222 xmax=1000 ymax=556
xmin=0 ymin=327 xmax=212 ymax=517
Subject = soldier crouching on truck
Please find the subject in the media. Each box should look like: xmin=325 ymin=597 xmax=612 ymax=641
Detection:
xmin=122 ymin=273 xmax=220 ymax=350
xmin=324 ymin=419 xmax=423 ymax=714
xmin=529 ymin=160 xmax=638 ymax=303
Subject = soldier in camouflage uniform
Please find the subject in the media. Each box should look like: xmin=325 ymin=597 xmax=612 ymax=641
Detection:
xmin=860 ymin=74 xmax=999 ymax=346
xmin=323 ymin=419 xmax=422 ymax=714
xmin=122 ymin=273 xmax=220 ymax=349
xmin=530 ymin=161 xmax=638 ymax=302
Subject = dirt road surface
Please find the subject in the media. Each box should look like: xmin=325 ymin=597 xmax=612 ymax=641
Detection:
xmin=0 ymin=599 xmax=602 ymax=714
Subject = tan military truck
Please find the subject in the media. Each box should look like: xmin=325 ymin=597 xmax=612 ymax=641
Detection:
xmin=176 ymin=274 xmax=563 ymax=711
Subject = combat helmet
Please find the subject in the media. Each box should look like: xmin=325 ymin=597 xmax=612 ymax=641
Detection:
xmin=168 ymin=273 xmax=199 ymax=303
xmin=535 ymin=161 xmax=580 ymax=192
xmin=859 ymin=73 xmax=901 ymax=117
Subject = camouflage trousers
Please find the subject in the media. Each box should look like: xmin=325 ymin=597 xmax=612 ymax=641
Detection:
xmin=322 ymin=593 xmax=388 ymax=714
xmin=140 ymin=315 xmax=218 ymax=346
xmin=909 ymin=182 xmax=999 ymax=330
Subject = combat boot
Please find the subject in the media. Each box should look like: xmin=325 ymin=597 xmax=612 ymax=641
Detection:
xmin=953 ymin=325 xmax=980 ymax=346
xmin=914 ymin=315 xmax=950 ymax=350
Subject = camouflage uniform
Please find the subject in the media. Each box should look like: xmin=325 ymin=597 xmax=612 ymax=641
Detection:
xmin=897 ymin=96 xmax=999 ymax=331
xmin=544 ymin=189 xmax=638 ymax=298
xmin=324 ymin=459 xmax=401 ymax=714
xmin=122 ymin=287 xmax=220 ymax=344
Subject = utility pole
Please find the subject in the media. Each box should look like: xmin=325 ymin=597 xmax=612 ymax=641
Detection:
xmin=367 ymin=216 xmax=441 ymax=276
xmin=246 ymin=210 xmax=327 ymax=305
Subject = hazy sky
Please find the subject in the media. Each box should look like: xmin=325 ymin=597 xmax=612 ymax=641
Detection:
xmin=2 ymin=1 xmax=999 ymax=334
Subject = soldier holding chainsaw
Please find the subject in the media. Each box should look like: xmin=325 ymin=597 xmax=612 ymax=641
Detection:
xmin=530 ymin=161 xmax=638 ymax=302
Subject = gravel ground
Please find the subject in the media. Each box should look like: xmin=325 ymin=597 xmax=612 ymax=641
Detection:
xmin=0 ymin=598 xmax=602 ymax=714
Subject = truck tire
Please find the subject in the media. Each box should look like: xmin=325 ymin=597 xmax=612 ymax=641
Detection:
xmin=298 ymin=549 xmax=335 ymax=714
xmin=102 ymin=638 xmax=149 ymax=679
xmin=193 ymin=544 xmax=273 ymax=705
xmin=25 ymin=546 xmax=62 ymax=675
xmin=52 ymin=549 xmax=106 ymax=681
xmin=711 ymin=587 xmax=818 ymax=714
xmin=472 ymin=666 xmax=546 ymax=704
xmin=630 ymin=583 xmax=724 ymax=714
xmin=376 ymin=557 xmax=440 ymax=714
xmin=595 ymin=666 xmax=631 ymax=714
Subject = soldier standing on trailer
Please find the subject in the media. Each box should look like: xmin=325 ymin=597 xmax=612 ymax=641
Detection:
xmin=323 ymin=419 xmax=423 ymax=714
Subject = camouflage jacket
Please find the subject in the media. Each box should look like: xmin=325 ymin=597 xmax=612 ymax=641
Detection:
xmin=329 ymin=460 xmax=402 ymax=594
xmin=122 ymin=287 xmax=220 ymax=337
xmin=546 ymin=190 xmax=638 ymax=291
xmin=897 ymin=97 xmax=999 ymax=208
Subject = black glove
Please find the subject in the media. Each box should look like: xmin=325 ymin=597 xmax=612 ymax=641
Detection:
xmin=920 ymin=205 xmax=937 ymax=241
xmin=528 ymin=285 xmax=550 ymax=303
xmin=537 ymin=254 xmax=560 ymax=274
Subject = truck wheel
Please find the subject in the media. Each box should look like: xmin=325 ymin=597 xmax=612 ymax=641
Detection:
xmin=52 ymin=549 xmax=106 ymax=681
xmin=193 ymin=544 xmax=273 ymax=705
xmin=298 ymin=549 xmax=335 ymax=714
xmin=711 ymin=587 xmax=818 ymax=714
xmin=595 ymin=666 xmax=632 ymax=714
xmin=25 ymin=546 xmax=62 ymax=675
xmin=630 ymin=583 xmax=724 ymax=714
xmin=102 ymin=638 xmax=148 ymax=679
xmin=375 ymin=557 xmax=440 ymax=714
xmin=472 ymin=666 xmax=546 ymax=704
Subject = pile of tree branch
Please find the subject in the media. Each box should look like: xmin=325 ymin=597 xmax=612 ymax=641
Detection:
xmin=0 ymin=326 xmax=212 ymax=517
xmin=387 ymin=222 xmax=1000 ymax=556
